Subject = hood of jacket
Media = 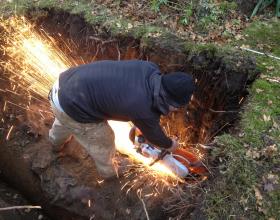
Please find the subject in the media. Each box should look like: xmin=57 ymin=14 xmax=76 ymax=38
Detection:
xmin=149 ymin=73 xmax=171 ymax=116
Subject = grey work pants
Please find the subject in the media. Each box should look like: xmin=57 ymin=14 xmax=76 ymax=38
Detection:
xmin=49 ymin=101 xmax=116 ymax=178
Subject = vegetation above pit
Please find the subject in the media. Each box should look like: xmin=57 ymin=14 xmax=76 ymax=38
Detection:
xmin=206 ymin=18 xmax=280 ymax=219
xmin=1 ymin=0 xmax=279 ymax=219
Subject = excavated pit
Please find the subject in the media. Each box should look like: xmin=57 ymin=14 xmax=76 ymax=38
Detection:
xmin=0 ymin=9 xmax=259 ymax=220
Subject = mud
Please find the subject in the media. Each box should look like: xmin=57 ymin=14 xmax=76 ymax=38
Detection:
xmin=0 ymin=9 xmax=259 ymax=220
xmin=0 ymin=180 xmax=48 ymax=220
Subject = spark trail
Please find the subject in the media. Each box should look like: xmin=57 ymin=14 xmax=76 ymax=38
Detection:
xmin=0 ymin=16 xmax=75 ymax=98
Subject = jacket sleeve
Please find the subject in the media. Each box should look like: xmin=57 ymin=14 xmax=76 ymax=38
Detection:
xmin=132 ymin=118 xmax=172 ymax=149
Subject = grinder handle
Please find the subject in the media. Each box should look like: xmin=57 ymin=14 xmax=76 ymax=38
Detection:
xmin=149 ymin=149 xmax=169 ymax=166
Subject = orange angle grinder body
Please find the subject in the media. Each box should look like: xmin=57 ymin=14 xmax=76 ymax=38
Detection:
xmin=129 ymin=126 xmax=207 ymax=179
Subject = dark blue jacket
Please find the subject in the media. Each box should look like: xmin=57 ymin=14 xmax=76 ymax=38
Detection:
xmin=58 ymin=60 xmax=172 ymax=148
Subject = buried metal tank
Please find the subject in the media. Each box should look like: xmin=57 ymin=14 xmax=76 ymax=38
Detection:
xmin=0 ymin=9 xmax=259 ymax=220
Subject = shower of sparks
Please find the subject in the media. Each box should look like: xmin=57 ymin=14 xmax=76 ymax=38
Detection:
xmin=108 ymin=121 xmax=182 ymax=180
xmin=0 ymin=16 xmax=76 ymax=98
xmin=6 ymin=125 xmax=14 ymax=141
xmin=0 ymin=16 xmax=185 ymax=183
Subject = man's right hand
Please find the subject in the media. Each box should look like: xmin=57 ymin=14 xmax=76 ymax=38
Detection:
xmin=167 ymin=138 xmax=179 ymax=152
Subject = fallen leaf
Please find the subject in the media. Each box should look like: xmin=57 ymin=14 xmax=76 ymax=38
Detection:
xmin=267 ymin=100 xmax=273 ymax=105
xmin=239 ymin=196 xmax=248 ymax=205
xmin=235 ymin=34 xmax=243 ymax=40
xmin=257 ymin=43 xmax=264 ymax=50
xmin=253 ymin=186 xmax=263 ymax=206
xmin=272 ymin=120 xmax=279 ymax=129
xmin=256 ymin=88 xmax=264 ymax=93
xmin=260 ymin=74 xmax=268 ymax=79
xmin=241 ymin=44 xmax=250 ymax=49
xmin=238 ymin=132 xmax=245 ymax=137
xmin=246 ymin=149 xmax=261 ymax=159
xmin=266 ymin=66 xmax=274 ymax=71
xmin=127 ymin=23 xmax=133 ymax=29
xmin=265 ymin=76 xmax=280 ymax=84
xmin=257 ymin=206 xmax=267 ymax=214
xmin=267 ymin=174 xmax=279 ymax=184
xmin=261 ymin=144 xmax=277 ymax=158
xmin=253 ymin=186 xmax=267 ymax=216
xmin=263 ymin=114 xmax=271 ymax=122
xmin=191 ymin=34 xmax=196 ymax=40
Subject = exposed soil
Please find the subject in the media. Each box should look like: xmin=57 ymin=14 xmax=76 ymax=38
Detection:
xmin=0 ymin=180 xmax=49 ymax=220
xmin=0 ymin=9 xmax=260 ymax=220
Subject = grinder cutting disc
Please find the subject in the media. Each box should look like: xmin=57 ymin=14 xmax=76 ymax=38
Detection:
xmin=129 ymin=126 xmax=208 ymax=178
xmin=173 ymin=148 xmax=208 ymax=176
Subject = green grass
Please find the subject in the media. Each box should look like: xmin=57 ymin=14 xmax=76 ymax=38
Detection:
xmin=242 ymin=78 xmax=280 ymax=148
xmin=204 ymin=135 xmax=259 ymax=219
xmin=241 ymin=18 xmax=280 ymax=56
xmin=204 ymin=19 xmax=280 ymax=219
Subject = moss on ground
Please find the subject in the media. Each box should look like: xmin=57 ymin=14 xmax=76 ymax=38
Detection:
xmin=204 ymin=19 xmax=280 ymax=219
xmin=0 ymin=0 xmax=279 ymax=219
xmin=1 ymin=0 xmax=169 ymax=41
xmin=242 ymin=18 xmax=280 ymax=56
xmin=1 ymin=0 xmax=243 ymax=58
xmin=204 ymin=139 xmax=259 ymax=219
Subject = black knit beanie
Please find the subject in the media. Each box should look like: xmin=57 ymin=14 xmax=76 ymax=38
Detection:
xmin=162 ymin=72 xmax=195 ymax=107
